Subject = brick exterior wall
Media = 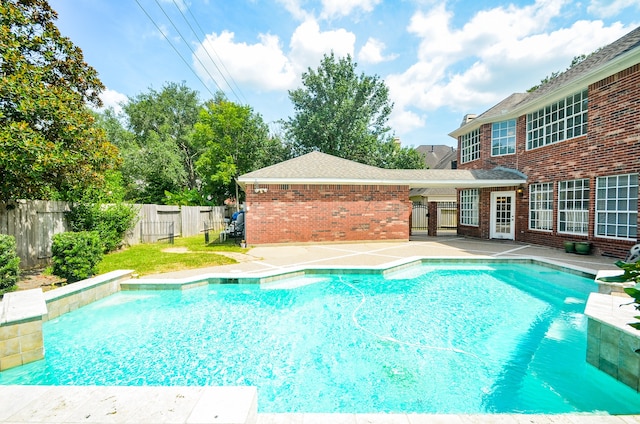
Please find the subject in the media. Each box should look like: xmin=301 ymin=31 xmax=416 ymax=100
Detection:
xmin=458 ymin=64 xmax=640 ymax=258
xmin=244 ymin=184 xmax=411 ymax=244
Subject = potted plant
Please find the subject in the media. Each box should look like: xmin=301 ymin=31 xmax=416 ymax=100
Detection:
xmin=563 ymin=241 xmax=575 ymax=253
xmin=574 ymin=241 xmax=591 ymax=255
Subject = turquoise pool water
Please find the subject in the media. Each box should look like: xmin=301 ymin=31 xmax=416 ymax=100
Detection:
xmin=2 ymin=262 xmax=640 ymax=414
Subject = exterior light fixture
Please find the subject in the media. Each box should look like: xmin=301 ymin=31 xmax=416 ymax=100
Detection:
xmin=254 ymin=180 xmax=268 ymax=194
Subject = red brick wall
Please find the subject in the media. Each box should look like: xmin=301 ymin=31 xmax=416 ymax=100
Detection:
xmin=244 ymin=184 xmax=411 ymax=244
xmin=457 ymin=64 xmax=640 ymax=258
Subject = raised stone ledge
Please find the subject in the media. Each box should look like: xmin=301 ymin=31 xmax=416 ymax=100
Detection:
xmin=43 ymin=269 xmax=134 ymax=303
xmin=585 ymin=292 xmax=640 ymax=392
xmin=0 ymin=288 xmax=47 ymax=325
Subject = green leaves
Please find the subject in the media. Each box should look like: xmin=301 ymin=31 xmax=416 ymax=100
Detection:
xmin=194 ymin=96 xmax=286 ymax=203
xmin=0 ymin=234 xmax=20 ymax=294
xmin=283 ymin=53 xmax=423 ymax=169
xmin=118 ymin=82 xmax=201 ymax=203
xmin=0 ymin=0 xmax=118 ymax=202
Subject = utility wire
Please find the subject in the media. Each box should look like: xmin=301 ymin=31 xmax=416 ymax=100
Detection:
xmin=133 ymin=0 xmax=216 ymax=99
xmin=181 ymin=0 xmax=249 ymax=104
xmin=172 ymin=0 xmax=248 ymax=104
xmin=152 ymin=0 xmax=229 ymax=97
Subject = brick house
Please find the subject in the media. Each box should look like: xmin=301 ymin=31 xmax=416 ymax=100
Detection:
xmin=238 ymin=151 xmax=524 ymax=244
xmin=449 ymin=26 xmax=640 ymax=258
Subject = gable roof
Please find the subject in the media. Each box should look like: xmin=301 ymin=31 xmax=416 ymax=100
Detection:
xmin=415 ymin=145 xmax=457 ymax=169
xmin=238 ymin=151 xmax=526 ymax=189
xmin=450 ymin=25 xmax=640 ymax=138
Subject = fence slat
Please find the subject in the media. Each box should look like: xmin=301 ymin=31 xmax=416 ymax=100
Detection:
xmin=1 ymin=201 xmax=228 ymax=269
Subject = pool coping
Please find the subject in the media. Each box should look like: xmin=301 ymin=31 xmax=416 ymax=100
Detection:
xmin=1 ymin=256 xmax=639 ymax=423
xmin=121 ymin=255 xmax=599 ymax=290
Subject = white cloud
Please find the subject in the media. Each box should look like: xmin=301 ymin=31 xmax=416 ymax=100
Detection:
xmin=289 ymin=20 xmax=356 ymax=74
xmin=193 ymin=31 xmax=297 ymax=92
xmin=192 ymin=20 xmax=356 ymax=93
xmin=588 ymin=0 xmax=640 ymax=18
xmin=387 ymin=0 xmax=633 ymax=137
xmin=358 ymin=38 xmax=398 ymax=64
xmin=276 ymin=0 xmax=312 ymax=21
xmin=388 ymin=109 xmax=426 ymax=135
xmin=99 ymin=88 xmax=128 ymax=115
xmin=320 ymin=0 xmax=381 ymax=19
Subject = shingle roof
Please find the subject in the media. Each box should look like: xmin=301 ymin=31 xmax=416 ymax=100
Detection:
xmin=451 ymin=25 xmax=640 ymax=137
xmin=415 ymin=145 xmax=458 ymax=169
xmin=524 ymin=26 xmax=640 ymax=105
xmin=238 ymin=151 xmax=526 ymax=189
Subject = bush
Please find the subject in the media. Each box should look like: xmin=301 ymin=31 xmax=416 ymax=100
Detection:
xmin=0 ymin=234 xmax=20 ymax=294
xmin=51 ymin=231 xmax=103 ymax=283
xmin=67 ymin=202 xmax=138 ymax=253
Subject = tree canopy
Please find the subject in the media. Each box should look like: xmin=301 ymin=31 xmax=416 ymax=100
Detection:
xmin=194 ymin=94 xmax=288 ymax=204
xmin=0 ymin=0 xmax=119 ymax=202
xmin=117 ymin=82 xmax=202 ymax=204
xmin=283 ymin=52 xmax=424 ymax=169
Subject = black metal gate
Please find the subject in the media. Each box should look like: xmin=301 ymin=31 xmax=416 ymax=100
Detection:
xmin=411 ymin=203 xmax=429 ymax=231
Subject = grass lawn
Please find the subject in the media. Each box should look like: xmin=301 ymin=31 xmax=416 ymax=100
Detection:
xmin=97 ymin=235 xmax=246 ymax=276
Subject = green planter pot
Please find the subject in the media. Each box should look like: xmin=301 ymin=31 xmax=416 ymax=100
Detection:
xmin=563 ymin=241 xmax=575 ymax=253
xmin=575 ymin=242 xmax=591 ymax=255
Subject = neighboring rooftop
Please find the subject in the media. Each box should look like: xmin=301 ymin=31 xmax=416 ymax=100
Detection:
xmin=415 ymin=145 xmax=458 ymax=169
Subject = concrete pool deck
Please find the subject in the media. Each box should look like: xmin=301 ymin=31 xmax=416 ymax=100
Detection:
xmin=141 ymin=234 xmax=622 ymax=281
xmin=2 ymin=235 xmax=638 ymax=424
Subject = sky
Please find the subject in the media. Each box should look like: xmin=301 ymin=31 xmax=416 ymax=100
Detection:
xmin=48 ymin=0 xmax=639 ymax=148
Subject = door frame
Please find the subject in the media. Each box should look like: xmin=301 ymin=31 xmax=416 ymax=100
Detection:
xmin=490 ymin=191 xmax=516 ymax=240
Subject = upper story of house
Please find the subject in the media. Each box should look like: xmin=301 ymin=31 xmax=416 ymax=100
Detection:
xmin=449 ymin=26 xmax=640 ymax=185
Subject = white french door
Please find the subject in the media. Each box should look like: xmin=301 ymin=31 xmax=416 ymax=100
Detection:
xmin=490 ymin=191 xmax=515 ymax=240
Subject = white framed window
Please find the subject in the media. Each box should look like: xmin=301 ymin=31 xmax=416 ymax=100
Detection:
xmin=558 ymin=179 xmax=589 ymax=235
xmin=529 ymin=183 xmax=554 ymax=231
xmin=595 ymin=173 xmax=638 ymax=239
xmin=491 ymin=120 xmax=516 ymax=156
xmin=460 ymin=128 xmax=480 ymax=163
xmin=526 ymin=89 xmax=588 ymax=150
xmin=460 ymin=189 xmax=479 ymax=226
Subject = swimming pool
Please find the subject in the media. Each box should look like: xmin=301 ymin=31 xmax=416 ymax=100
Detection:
xmin=2 ymin=261 xmax=640 ymax=414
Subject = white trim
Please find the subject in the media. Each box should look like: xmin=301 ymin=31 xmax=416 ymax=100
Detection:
xmin=490 ymin=191 xmax=516 ymax=240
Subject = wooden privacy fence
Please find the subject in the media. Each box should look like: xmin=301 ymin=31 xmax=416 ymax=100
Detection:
xmin=0 ymin=201 xmax=227 ymax=269
xmin=0 ymin=200 xmax=70 ymax=269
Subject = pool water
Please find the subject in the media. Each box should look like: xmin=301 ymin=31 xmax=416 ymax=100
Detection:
xmin=2 ymin=262 xmax=640 ymax=414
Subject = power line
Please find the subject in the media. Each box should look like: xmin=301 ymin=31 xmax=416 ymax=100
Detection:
xmin=152 ymin=0 xmax=229 ymax=97
xmin=171 ymin=0 xmax=248 ymax=104
xmin=178 ymin=1 xmax=248 ymax=105
xmin=133 ymin=0 xmax=216 ymax=99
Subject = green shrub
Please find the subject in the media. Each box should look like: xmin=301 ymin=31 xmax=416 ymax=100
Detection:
xmin=67 ymin=202 xmax=138 ymax=253
xmin=51 ymin=231 xmax=103 ymax=283
xmin=0 ymin=234 xmax=20 ymax=294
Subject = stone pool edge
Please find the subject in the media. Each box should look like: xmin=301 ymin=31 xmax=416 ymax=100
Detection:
xmin=1 ymin=256 xmax=639 ymax=422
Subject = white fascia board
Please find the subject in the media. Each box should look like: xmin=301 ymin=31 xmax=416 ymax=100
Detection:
xmin=239 ymin=177 xmax=526 ymax=189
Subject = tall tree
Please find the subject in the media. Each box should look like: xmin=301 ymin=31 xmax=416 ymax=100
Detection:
xmin=283 ymin=52 xmax=422 ymax=169
xmin=0 ymin=0 xmax=119 ymax=202
xmin=194 ymin=93 xmax=287 ymax=204
xmin=122 ymin=82 xmax=201 ymax=203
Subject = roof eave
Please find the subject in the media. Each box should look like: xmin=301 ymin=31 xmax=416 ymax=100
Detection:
xmin=448 ymin=47 xmax=640 ymax=139
xmin=238 ymin=177 xmax=527 ymax=189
